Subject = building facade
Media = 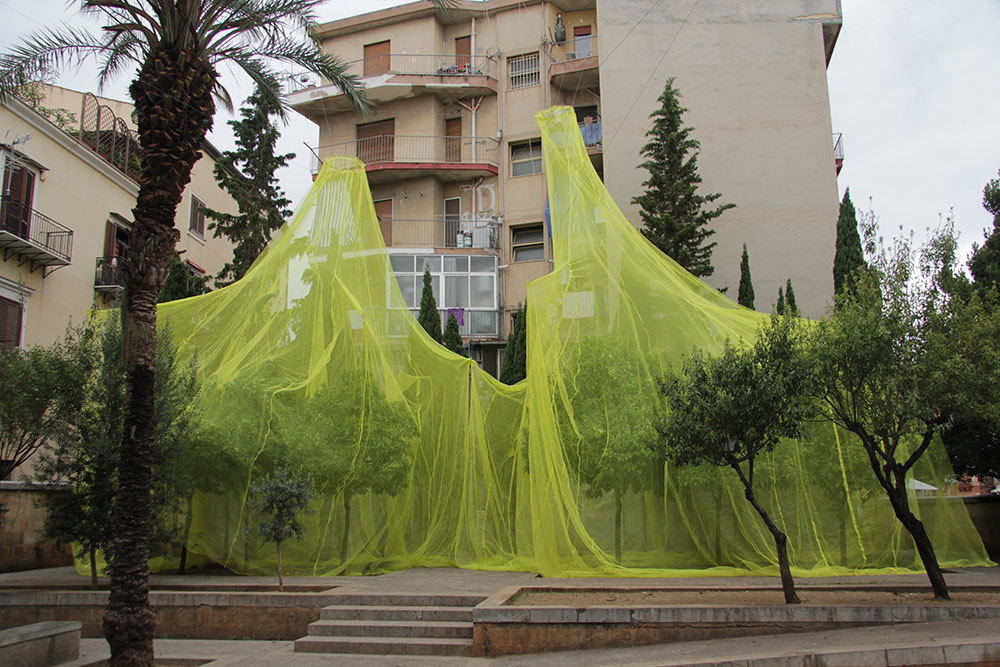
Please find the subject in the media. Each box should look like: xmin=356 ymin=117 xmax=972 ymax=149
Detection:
xmin=0 ymin=84 xmax=236 ymax=350
xmin=288 ymin=0 xmax=843 ymax=374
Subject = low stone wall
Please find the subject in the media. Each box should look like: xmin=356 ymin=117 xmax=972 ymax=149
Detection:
xmin=0 ymin=621 xmax=80 ymax=666
xmin=0 ymin=590 xmax=338 ymax=641
xmin=472 ymin=586 xmax=1000 ymax=657
xmin=964 ymin=495 xmax=1000 ymax=562
xmin=0 ymin=482 xmax=73 ymax=573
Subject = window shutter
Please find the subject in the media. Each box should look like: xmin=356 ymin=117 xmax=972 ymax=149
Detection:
xmin=0 ymin=296 xmax=22 ymax=350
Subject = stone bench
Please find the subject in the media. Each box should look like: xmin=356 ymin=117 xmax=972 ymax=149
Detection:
xmin=0 ymin=621 xmax=81 ymax=665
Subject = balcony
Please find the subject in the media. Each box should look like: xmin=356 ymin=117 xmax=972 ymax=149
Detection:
xmin=0 ymin=199 xmax=73 ymax=274
xmin=410 ymin=308 xmax=499 ymax=339
xmin=549 ymin=34 xmax=600 ymax=91
xmin=579 ymin=119 xmax=603 ymax=170
xmin=833 ymin=132 xmax=845 ymax=175
xmin=311 ymin=135 xmax=500 ymax=183
xmin=94 ymin=257 xmax=124 ymax=292
xmin=380 ymin=217 xmax=499 ymax=251
xmin=289 ymin=54 xmax=498 ymax=118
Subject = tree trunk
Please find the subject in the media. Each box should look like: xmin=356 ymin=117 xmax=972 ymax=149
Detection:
xmin=885 ymin=486 xmax=950 ymax=599
xmin=90 ymin=550 xmax=98 ymax=590
xmin=277 ymin=542 xmax=284 ymax=592
xmin=103 ymin=47 xmax=216 ymax=667
xmin=733 ymin=464 xmax=800 ymax=604
xmin=340 ymin=493 xmax=352 ymax=564
xmin=178 ymin=493 xmax=194 ymax=575
xmin=614 ymin=491 xmax=623 ymax=563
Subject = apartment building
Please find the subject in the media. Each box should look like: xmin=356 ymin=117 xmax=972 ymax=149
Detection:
xmin=0 ymin=85 xmax=236 ymax=353
xmin=289 ymin=0 xmax=844 ymax=374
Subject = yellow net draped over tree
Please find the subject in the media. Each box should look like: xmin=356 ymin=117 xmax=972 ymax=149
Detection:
xmin=145 ymin=106 xmax=988 ymax=578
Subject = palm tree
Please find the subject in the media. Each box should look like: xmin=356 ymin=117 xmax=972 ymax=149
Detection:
xmin=0 ymin=3 xmax=369 ymax=664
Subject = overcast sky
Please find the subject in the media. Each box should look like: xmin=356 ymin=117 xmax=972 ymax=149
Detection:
xmin=1 ymin=0 xmax=998 ymax=268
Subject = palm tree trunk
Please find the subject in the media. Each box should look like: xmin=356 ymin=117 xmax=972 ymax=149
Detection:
xmin=90 ymin=550 xmax=98 ymax=590
xmin=614 ymin=491 xmax=623 ymax=563
xmin=277 ymin=542 xmax=284 ymax=592
xmin=340 ymin=493 xmax=352 ymax=564
xmin=102 ymin=47 xmax=216 ymax=667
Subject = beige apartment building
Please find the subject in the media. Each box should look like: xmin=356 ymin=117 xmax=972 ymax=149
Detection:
xmin=0 ymin=84 xmax=236 ymax=352
xmin=289 ymin=0 xmax=844 ymax=374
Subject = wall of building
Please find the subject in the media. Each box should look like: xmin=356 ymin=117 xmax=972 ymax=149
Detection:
xmin=0 ymin=483 xmax=73 ymax=572
xmin=599 ymin=0 xmax=840 ymax=317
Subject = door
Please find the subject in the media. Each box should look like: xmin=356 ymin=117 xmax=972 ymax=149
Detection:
xmin=445 ymin=118 xmax=462 ymax=162
xmin=574 ymin=26 xmax=593 ymax=58
xmin=363 ymin=40 xmax=390 ymax=76
xmin=1 ymin=161 xmax=34 ymax=239
xmin=455 ymin=36 xmax=471 ymax=70
xmin=374 ymin=198 xmax=393 ymax=246
xmin=445 ymin=197 xmax=461 ymax=248
xmin=357 ymin=119 xmax=395 ymax=164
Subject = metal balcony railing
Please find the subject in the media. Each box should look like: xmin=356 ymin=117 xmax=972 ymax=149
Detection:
xmin=344 ymin=53 xmax=496 ymax=80
xmin=380 ymin=217 xmax=498 ymax=250
xmin=94 ymin=256 xmax=124 ymax=290
xmin=833 ymin=132 xmax=844 ymax=160
xmin=312 ymin=135 xmax=500 ymax=173
xmin=0 ymin=197 xmax=73 ymax=266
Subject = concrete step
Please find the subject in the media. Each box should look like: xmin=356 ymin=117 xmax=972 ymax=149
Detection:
xmin=307 ymin=619 xmax=473 ymax=639
xmin=320 ymin=605 xmax=473 ymax=622
xmin=294 ymin=635 xmax=474 ymax=656
xmin=327 ymin=593 xmax=485 ymax=607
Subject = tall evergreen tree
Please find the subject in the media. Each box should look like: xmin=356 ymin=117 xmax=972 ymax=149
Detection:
xmin=834 ymin=188 xmax=865 ymax=297
xmin=738 ymin=244 xmax=755 ymax=309
xmin=499 ymin=303 xmax=527 ymax=384
xmin=442 ymin=313 xmax=466 ymax=357
xmin=785 ymin=279 xmax=798 ymax=315
xmin=417 ymin=266 xmax=442 ymax=343
xmin=632 ymin=78 xmax=734 ymax=278
xmin=968 ymin=171 xmax=1000 ymax=293
xmin=776 ymin=287 xmax=785 ymax=315
xmin=158 ymin=255 xmax=209 ymax=303
xmin=203 ymin=83 xmax=294 ymax=284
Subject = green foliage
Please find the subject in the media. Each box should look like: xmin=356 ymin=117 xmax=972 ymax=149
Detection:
xmin=785 ymin=279 xmax=798 ymax=315
xmin=776 ymin=287 xmax=785 ymax=315
xmin=36 ymin=315 xmax=203 ymax=572
xmin=834 ymin=188 xmax=865 ymax=298
xmin=632 ymin=77 xmax=734 ymax=278
xmin=557 ymin=336 xmax=661 ymax=561
xmin=442 ymin=313 xmax=466 ymax=356
xmin=250 ymin=467 xmax=312 ymax=548
xmin=159 ymin=255 xmax=209 ymax=303
xmin=203 ymin=83 xmax=294 ymax=284
xmin=0 ymin=336 xmax=82 ymax=481
xmin=17 ymin=80 xmax=77 ymax=131
xmin=806 ymin=217 xmax=1000 ymax=598
xmin=737 ymin=244 xmax=754 ymax=309
xmin=968 ymin=170 xmax=1000 ymax=294
xmin=499 ymin=303 xmax=527 ymax=384
xmin=417 ymin=266 xmax=442 ymax=343
xmin=661 ymin=315 xmax=813 ymax=602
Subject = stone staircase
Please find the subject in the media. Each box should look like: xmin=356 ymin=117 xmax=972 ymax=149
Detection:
xmin=293 ymin=592 xmax=485 ymax=656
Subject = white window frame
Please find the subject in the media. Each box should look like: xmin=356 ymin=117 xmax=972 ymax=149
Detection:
xmin=511 ymin=223 xmax=545 ymax=263
xmin=508 ymin=52 xmax=540 ymax=90
xmin=189 ymin=194 xmax=206 ymax=240
xmin=510 ymin=139 xmax=542 ymax=178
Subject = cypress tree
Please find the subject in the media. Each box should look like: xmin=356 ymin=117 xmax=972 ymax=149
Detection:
xmin=738 ymin=244 xmax=755 ymax=309
xmin=499 ymin=303 xmax=527 ymax=384
xmin=969 ymin=171 xmax=1000 ymax=293
xmin=203 ymin=83 xmax=295 ymax=285
xmin=443 ymin=313 xmax=466 ymax=357
xmin=417 ymin=266 xmax=442 ymax=343
xmin=833 ymin=188 xmax=865 ymax=297
xmin=632 ymin=77 xmax=735 ymax=278
xmin=158 ymin=254 xmax=209 ymax=303
xmin=785 ymin=279 xmax=798 ymax=315
xmin=776 ymin=287 xmax=785 ymax=315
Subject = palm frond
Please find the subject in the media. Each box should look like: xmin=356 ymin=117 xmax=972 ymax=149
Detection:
xmin=0 ymin=25 xmax=110 ymax=101
xmin=97 ymin=32 xmax=143 ymax=92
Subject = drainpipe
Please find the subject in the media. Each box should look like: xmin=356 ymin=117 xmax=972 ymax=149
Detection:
xmin=471 ymin=17 xmax=477 ymax=71
xmin=471 ymin=104 xmax=478 ymax=162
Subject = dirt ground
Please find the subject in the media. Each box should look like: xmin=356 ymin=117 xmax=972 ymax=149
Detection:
xmin=509 ymin=588 xmax=1000 ymax=607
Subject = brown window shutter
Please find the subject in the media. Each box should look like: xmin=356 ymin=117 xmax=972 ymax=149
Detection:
xmin=356 ymin=119 xmax=395 ymax=163
xmin=2 ymin=162 xmax=34 ymax=238
xmin=374 ymin=199 xmax=392 ymax=246
xmin=455 ymin=36 xmax=471 ymax=69
xmin=445 ymin=118 xmax=462 ymax=162
xmin=0 ymin=296 xmax=22 ymax=350
xmin=104 ymin=221 xmax=117 ymax=258
xmin=363 ymin=41 xmax=391 ymax=76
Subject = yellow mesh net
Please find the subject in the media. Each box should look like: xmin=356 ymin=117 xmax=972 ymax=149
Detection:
xmin=136 ymin=106 xmax=988 ymax=578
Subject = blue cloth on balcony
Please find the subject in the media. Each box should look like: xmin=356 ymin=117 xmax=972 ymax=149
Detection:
xmin=579 ymin=121 xmax=602 ymax=147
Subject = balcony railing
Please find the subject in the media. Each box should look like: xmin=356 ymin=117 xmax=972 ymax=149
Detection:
xmin=407 ymin=308 xmax=499 ymax=338
xmin=380 ymin=217 xmax=498 ymax=250
xmin=343 ymin=53 xmax=496 ymax=80
xmin=94 ymin=256 xmax=124 ymax=291
xmin=0 ymin=197 xmax=73 ymax=270
xmin=312 ymin=135 xmax=500 ymax=173
xmin=77 ymin=92 xmax=143 ymax=182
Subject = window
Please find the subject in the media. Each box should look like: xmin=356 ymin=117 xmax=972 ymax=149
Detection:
xmin=508 ymin=52 xmax=539 ymax=89
xmin=444 ymin=197 xmax=461 ymax=247
xmin=455 ymin=36 xmax=471 ymax=69
xmin=1 ymin=156 xmax=36 ymax=240
xmin=363 ymin=40 xmax=390 ymax=76
xmin=357 ymin=119 xmax=395 ymax=164
xmin=389 ymin=253 xmax=497 ymax=335
xmin=512 ymin=224 xmax=544 ymax=262
xmin=0 ymin=295 xmax=23 ymax=351
xmin=574 ymin=26 xmax=593 ymax=58
xmin=189 ymin=195 xmax=205 ymax=238
xmin=510 ymin=140 xmax=542 ymax=177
